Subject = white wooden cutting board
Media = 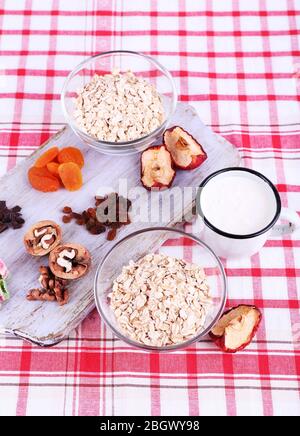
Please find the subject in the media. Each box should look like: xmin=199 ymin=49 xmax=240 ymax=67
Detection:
xmin=0 ymin=103 xmax=240 ymax=346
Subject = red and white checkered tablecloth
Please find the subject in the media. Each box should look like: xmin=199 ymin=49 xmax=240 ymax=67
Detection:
xmin=0 ymin=0 xmax=300 ymax=417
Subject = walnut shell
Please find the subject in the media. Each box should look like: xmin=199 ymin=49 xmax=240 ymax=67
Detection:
xmin=163 ymin=126 xmax=207 ymax=170
xmin=24 ymin=220 xmax=62 ymax=256
xmin=49 ymin=243 xmax=91 ymax=280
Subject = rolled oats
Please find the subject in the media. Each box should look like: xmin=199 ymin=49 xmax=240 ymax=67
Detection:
xmin=109 ymin=253 xmax=212 ymax=347
xmin=74 ymin=70 xmax=165 ymax=142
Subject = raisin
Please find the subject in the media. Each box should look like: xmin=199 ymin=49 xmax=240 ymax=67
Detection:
xmin=76 ymin=218 xmax=85 ymax=226
xmin=0 ymin=223 xmax=8 ymax=233
xmin=11 ymin=206 xmax=22 ymax=213
xmin=72 ymin=212 xmax=82 ymax=219
xmin=87 ymin=208 xmax=96 ymax=218
xmin=81 ymin=211 xmax=89 ymax=223
xmin=15 ymin=217 xmax=25 ymax=225
xmin=89 ymin=224 xmax=105 ymax=235
xmin=95 ymin=223 xmax=106 ymax=234
xmin=2 ymin=214 xmax=11 ymax=223
xmin=89 ymin=226 xmax=99 ymax=235
xmin=59 ymin=193 xmax=130 ymax=241
xmin=12 ymin=221 xmax=23 ymax=229
xmin=110 ymin=222 xmax=122 ymax=229
xmin=0 ymin=202 xmax=25 ymax=232
xmin=86 ymin=219 xmax=96 ymax=231
xmin=62 ymin=215 xmax=72 ymax=224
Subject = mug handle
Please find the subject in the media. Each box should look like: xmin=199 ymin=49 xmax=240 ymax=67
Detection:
xmin=270 ymin=207 xmax=300 ymax=237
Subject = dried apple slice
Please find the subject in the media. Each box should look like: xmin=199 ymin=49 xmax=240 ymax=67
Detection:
xmin=164 ymin=126 xmax=207 ymax=170
xmin=210 ymin=305 xmax=262 ymax=353
xmin=24 ymin=220 xmax=62 ymax=257
xmin=49 ymin=243 xmax=91 ymax=280
xmin=141 ymin=145 xmax=176 ymax=190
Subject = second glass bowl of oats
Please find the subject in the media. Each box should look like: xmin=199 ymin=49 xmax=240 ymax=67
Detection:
xmin=61 ymin=51 xmax=178 ymax=155
xmin=94 ymin=228 xmax=227 ymax=352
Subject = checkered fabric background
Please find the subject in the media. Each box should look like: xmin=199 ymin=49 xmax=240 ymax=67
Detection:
xmin=0 ymin=0 xmax=300 ymax=416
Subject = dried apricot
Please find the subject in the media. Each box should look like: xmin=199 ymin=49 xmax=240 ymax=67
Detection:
xmin=34 ymin=147 xmax=59 ymax=168
xmin=58 ymin=162 xmax=83 ymax=191
xmin=28 ymin=167 xmax=60 ymax=192
xmin=47 ymin=162 xmax=60 ymax=176
xmin=57 ymin=147 xmax=84 ymax=169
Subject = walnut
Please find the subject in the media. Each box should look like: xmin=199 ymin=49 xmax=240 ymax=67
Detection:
xmin=49 ymin=243 xmax=91 ymax=280
xmin=24 ymin=220 xmax=62 ymax=256
xmin=26 ymin=266 xmax=69 ymax=306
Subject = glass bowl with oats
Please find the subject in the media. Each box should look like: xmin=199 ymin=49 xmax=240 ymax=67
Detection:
xmin=94 ymin=228 xmax=227 ymax=352
xmin=61 ymin=51 xmax=177 ymax=155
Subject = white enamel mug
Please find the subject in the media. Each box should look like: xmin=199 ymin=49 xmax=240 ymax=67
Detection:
xmin=196 ymin=167 xmax=300 ymax=260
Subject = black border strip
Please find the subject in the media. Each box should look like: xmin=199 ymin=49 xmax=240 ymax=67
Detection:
xmin=196 ymin=167 xmax=282 ymax=240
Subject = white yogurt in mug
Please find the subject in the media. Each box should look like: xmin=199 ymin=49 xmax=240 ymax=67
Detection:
xmin=200 ymin=170 xmax=278 ymax=236
xmin=195 ymin=168 xmax=287 ymax=259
